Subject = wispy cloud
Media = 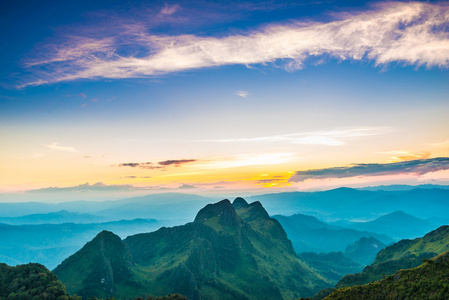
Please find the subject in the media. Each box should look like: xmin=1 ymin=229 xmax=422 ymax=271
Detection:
xmin=289 ymin=157 xmax=449 ymax=182
xmin=27 ymin=182 xmax=139 ymax=193
xmin=236 ymin=90 xmax=249 ymax=98
xmin=199 ymin=153 xmax=297 ymax=169
xmin=43 ymin=142 xmax=78 ymax=153
xmin=158 ymin=159 xmax=197 ymax=166
xmin=378 ymin=150 xmax=431 ymax=162
xmin=160 ymin=3 xmax=181 ymax=16
xmin=118 ymin=159 xmax=197 ymax=169
xmin=23 ymin=2 xmax=449 ymax=86
xmin=204 ymin=127 xmax=385 ymax=146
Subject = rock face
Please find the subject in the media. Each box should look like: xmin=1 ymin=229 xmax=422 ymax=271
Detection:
xmin=55 ymin=198 xmax=330 ymax=299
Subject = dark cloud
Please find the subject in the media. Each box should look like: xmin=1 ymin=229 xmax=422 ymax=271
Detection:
xmin=119 ymin=159 xmax=197 ymax=169
xmin=158 ymin=159 xmax=197 ymax=166
xmin=120 ymin=162 xmax=141 ymax=167
xmin=177 ymin=184 xmax=197 ymax=189
xmin=289 ymin=157 xmax=449 ymax=182
xmin=257 ymin=178 xmax=284 ymax=184
xmin=118 ymin=162 xmax=163 ymax=169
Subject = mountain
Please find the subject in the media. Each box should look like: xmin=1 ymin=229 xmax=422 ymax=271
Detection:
xmin=344 ymin=237 xmax=387 ymax=265
xmin=0 ymin=262 xmax=76 ymax=300
xmin=325 ymin=251 xmax=449 ymax=300
xmin=342 ymin=211 xmax=437 ymax=240
xmin=0 ymin=210 xmax=105 ymax=225
xmin=0 ymin=193 xmax=213 ymax=222
xmin=0 ymin=218 xmax=162 ymax=269
xmin=247 ymin=187 xmax=449 ymax=221
xmin=273 ymin=214 xmax=393 ymax=254
xmin=336 ymin=225 xmax=449 ymax=288
xmin=54 ymin=230 xmax=136 ymax=299
xmin=356 ymin=184 xmax=449 ymax=191
xmin=297 ymin=252 xmax=363 ymax=284
xmin=55 ymin=198 xmax=330 ymax=299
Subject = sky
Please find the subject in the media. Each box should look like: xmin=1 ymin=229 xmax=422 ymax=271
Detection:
xmin=1 ymin=0 xmax=449 ymax=200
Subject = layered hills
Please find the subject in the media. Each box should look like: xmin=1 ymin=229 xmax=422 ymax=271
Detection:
xmin=340 ymin=211 xmax=436 ymax=240
xmin=54 ymin=198 xmax=330 ymax=299
xmin=273 ymin=213 xmax=392 ymax=255
xmin=336 ymin=225 xmax=449 ymax=288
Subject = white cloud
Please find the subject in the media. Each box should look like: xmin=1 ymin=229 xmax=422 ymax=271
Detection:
xmin=24 ymin=2 xmax=449 ymax=86
xmin=43 ymin=142 xmax=78 ymax=153
xmin=204 ymin=127 xmax=385 ymax=146
xmin=160 ymin=3 xmax=181 ymax=16
xmin=236 ymin=90 xmax=249 ymax=98
xmin=198 ymin=153 xmax=297 ymax=169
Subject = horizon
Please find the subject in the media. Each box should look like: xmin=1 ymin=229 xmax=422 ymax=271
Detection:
xmin=2 ymin=0 xmax=449 ymax=197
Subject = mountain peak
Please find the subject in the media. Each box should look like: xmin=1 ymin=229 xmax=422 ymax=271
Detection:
xmin=194 ymin=199 xmax=242 ymax=229
xmin=232 ymin=197 xmax=249 ymax=209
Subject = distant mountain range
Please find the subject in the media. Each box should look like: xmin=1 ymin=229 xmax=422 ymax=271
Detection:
xmin=273 ymin=213 xmax=393 ymax=256
xmin=338 ymin=210 xmax=438 ymax=240
xmin=248 ymin=187 xmax=449 ymax=221
xmin=0 ymin=218 xmax=162 ymax=269
xmin=54 ymin=198 xmax=330 ymax=299
xmin=0 ymin=210 xmax=106 ymax=225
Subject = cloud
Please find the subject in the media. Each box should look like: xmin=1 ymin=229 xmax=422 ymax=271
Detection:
xmin=160 ymin=3 xmax=181 ymax=16
xmin=22 ymin=2 xmax=449 ymax=86
xmin=119 ymin=162 xmax=163 ymax=169
xmin=204 ymin=127 xmax=385 ymax=146
xmin=236 ymin=90 xmax=248 ymax=98
xmin=158 ymin=159 xmax=197 ymax=166
xmin=43 ymin=142 xmax=78 ymax=153
xmin=199 ymin=153 xmax=297 ymax=169
xmin=118 ymin=159 xmax=197 ymax=169
xmin=177 ymin=183 xmax=197 ymax=189
xmin=289 ymin=157 xmax=449 ymax=182
xmin=378 ymin=150 xmax=431 ymax=162
xmin=27 ymin=182 xmax=139 ymax=193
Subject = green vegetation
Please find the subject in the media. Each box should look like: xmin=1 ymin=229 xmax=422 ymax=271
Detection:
xmin=0 ymin=262 xmax=78 ymax=300
xmin=344 ymin=237 xmax=386 ymax=265
xmin=298 ymin=252 xmax=363 ymax=284
xmin=54 ymin=231 xmax=138 ymax=299
xmin=55 ymin=198 xmax=331 ymax=299
xmin=324 ymin=251 xmax=449 ymax=299
xmin=336 ymin=225 xmax=449 ymax=288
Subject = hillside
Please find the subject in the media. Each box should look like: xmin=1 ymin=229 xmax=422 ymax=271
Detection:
xmin=55 ymin=198 xmax=330 ymax=299
xmin=325 ymin=251 xmax=449 ymax=300
xmin=336 ymin=225 xmax=449 ymax=288
xmin=274 ymin=214 xmax=393 ymax=254
xmin=298 ymin=252 xmax=363 ymax=284
xmin=344 ymin=237 xmax=386 ymax=265
xmin=54 ymin=230 xmax=137 ymax=299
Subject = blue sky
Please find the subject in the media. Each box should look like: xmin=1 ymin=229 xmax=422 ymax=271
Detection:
xmin=1 ymin=0 xmax=449 ymax=198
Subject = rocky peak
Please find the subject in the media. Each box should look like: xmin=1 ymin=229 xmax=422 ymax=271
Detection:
xmin=194 ymin=199 xmax=242 ymax=228
xmin=232 ymin=197 xmax=249 ymax=209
